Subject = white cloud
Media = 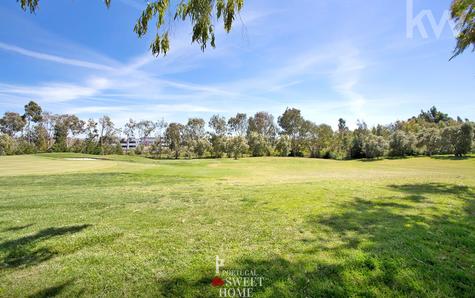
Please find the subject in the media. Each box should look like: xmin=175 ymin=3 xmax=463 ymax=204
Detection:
xmin=330 ymin=45 xmax=368 ymax=120
xmin=0 ymin=42 xmax=116 ymax=71
xmin=0 ymin=77 xmax=115 ymax=103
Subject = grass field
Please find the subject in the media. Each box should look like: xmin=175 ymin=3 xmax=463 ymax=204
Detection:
xmin=0 ymin=154 xmax=474 ymax=297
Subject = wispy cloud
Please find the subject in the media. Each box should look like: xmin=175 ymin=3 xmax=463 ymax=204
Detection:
xmin=116 ymin=0 xmax=143 ymax=10
xmin=0 ymin=77 xmax=111 ymax=102
xmin=330 ymin=45 xmax=368 ymax=119
xmin=0 ymin=42 xmax=116 ymax=71
xmin=69 ymin=103 xmax=221 ymax=115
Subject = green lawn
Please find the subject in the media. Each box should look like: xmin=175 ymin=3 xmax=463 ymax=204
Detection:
xmin=0 ymin=154 xmax=474 ymax=297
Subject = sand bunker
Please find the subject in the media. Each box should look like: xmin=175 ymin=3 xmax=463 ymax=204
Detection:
xmin=64 ymin=158 xmax=98 ymax=161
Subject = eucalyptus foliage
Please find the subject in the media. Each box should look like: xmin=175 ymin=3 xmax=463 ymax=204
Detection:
xmin=17 ymin=0 xmax=243 ymax=56
xmin=451 ymin=0 xmax=475 ymax=59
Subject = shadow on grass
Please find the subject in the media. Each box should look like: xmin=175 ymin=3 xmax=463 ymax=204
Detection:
xmin=388 ymin=182 xmax=475 ymax=199
xmin=27 ymin=279 xmax=76 ymax=298
xmin=154 ymin=183 xmax=475 ymax=297
xmin=0 ymin=224 xmax=91 ymax=268
xmin=302 ymin=182 xmax=475 ymax=296
xmin=1 ymin=223 xmax=33 ymax=232
xmin=357 ymin=158 xmax=386 ymax=162
xmin=430 ymin=155 xmax=474 ymax=160
xmin=356 ymin=156 xmax=411 ymax=162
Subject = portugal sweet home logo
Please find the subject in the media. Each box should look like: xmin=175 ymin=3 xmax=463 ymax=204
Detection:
xmin=211 ymin=256 xmax=265 ymax=297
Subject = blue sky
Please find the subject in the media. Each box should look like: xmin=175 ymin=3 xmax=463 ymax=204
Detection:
xmin=0 ymin=0 xmax=474 ymax=129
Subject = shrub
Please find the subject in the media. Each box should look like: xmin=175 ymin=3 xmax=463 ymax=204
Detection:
xmin=275 ymin=135 xmax=291 ymax=157
xmin=16 ymin=139 xmax=37 ymax=155
xmin=454 ymin=122 xmax=473 ymax=156
xmin=389 ymin=131 xmax=416 ymax=157
xmin=417 ymin=127 xmax=441 ymax=156
xmin=0 ymin=134 xmax=16 ymax=155
xmin=114 ymin=143 xmax=124 ymax=155
xmin=227 ymin=136 xmax=249 ymax=159
xmin=322 ymin=150 xmax=337 ymax=159
xmin=134 ymin=144 xmax=144 ymax=155
xmin=364 ymin=134 xmax=388 ymax=159
xmin=247 ymin=132 xmax=272 ymax=157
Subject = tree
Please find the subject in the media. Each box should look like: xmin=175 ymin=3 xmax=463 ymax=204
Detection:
xmin=23 ymin=101 xmax=43 ymax=142
xmin=350 ymin=121 xmax=369 ymax=159
xmin=247 ymin=131 xmax=272 ymax=157
xmin=304 ymin=122 xmax=333 ymax=158
xmin=228 ymin=113 xmax=248 ymax=136
xmin=52 ymin=121 xmax=68 ymax=152
xmin=439 ymin=126 xmax=456 ymax=154
xmin=165 ymin=123 xmax=183 ymax=159
xmin=150 ymin=119 xmax=168 ymax=158
xmin=248 ymin=112 xmax=277 ymax=140
xmin=335 ymin=118 xmax=351 ymax=159
xmin=40 ymin=112 xmax=57 ymax=148
xmin=24 ymin=101 xmax=42 ymax=121
xmin=373 ymin=124 xmax=391 ymax=138
xmin=363 ymin=134 xmax=388 ymax=159
xmin=450 ymin=0 xmax=475 ymax=59
xmin=338 ymin=118 xmax=348 ymax=133
xmin=18 ymin=0 xmax=244 ymax=57
xmin=123 ymin=119 xmax=137 ymax=153
xmin=33 ymin=124 xmax=49 ymax=152
xmin=64 ymin=115 xmax=85 ymax=146
xmin=137 ymin=120 xmax=156 ymax=148
xmin=209 ymin=114 xmax=228 ymax=158
xmin=417 ymin=127 xmax=441 ymax=156
xmin=275 ymin=135 xmax=291 ymax=157
xmin=418 ymin=106 xmax=450 ymax=124
xmin=0 ymin=134 xmax=16 ymax=155
xmin=227 ymin=136 xmax=248 ymax=159
xmin=84 ymin=119 xmax=100 ymax=154
xmin=0 ymin=112 xmax=26 ymax=136
xmin=247 ymin=112 xmax=277 ymax=156
xmin=51 ymin=115 xmax=85 ymax=151
xmin=98 ymin=116 xmax=119 ymax=154
xmin=184 ymin=118 xmax=208 ymax=158
xmin=278 ymin=108 xmax=304 ymax=156
xmin=389 ymin=130 xmax=416 ymax=157
xmin=209 ymin=114 xmax=227 ymax=136
xmin=453 ymin=122 xmax=474 ymax=156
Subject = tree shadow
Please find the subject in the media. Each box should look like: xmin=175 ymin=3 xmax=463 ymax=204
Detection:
xmin=388 ymin=183 xmax=475 ymax=199
xmin=357 ymin=158 xmax=385 ymax=162
xmin=27 ymin=279 xmax=75 ymax=298
xmin=430 ymin=155 xmax=474 ymax=160
xmin=155 ymin=275 xmax=216 ymax=298
xmin=1 ymin=223 xmax=33 ymax=232
xmin=0 ymin=224 xmax=91 ymax=269
xmin=302 ymin=182 xmax=475 ymax=296
xmin=150 ymin=182 xmax=474 ymax=296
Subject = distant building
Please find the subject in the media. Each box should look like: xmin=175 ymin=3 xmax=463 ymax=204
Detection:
xmin=119 ymin=137 xmax=167 ymax=152
xmin=120 ymin=139 xmax=137 ymax=151
xmin=141 ymin=137 xmax=156 ymax=146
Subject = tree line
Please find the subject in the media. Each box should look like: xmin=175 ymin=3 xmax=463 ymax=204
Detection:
xmin=0 ymin=102 xmax=473 ymax=159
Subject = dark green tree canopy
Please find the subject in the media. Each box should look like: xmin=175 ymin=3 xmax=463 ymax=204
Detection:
xmin=278 ymin=108 xmax=304 ymax=137
xmin=17 ymin=0 xmax=243 ymax=56
xmin=418 ymin=106 xmax=450 ymax=124
xmin=24 ymin=101 xmax=43 ymax=123
xmin=0 ymin=112 xmax=26 ymax=136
